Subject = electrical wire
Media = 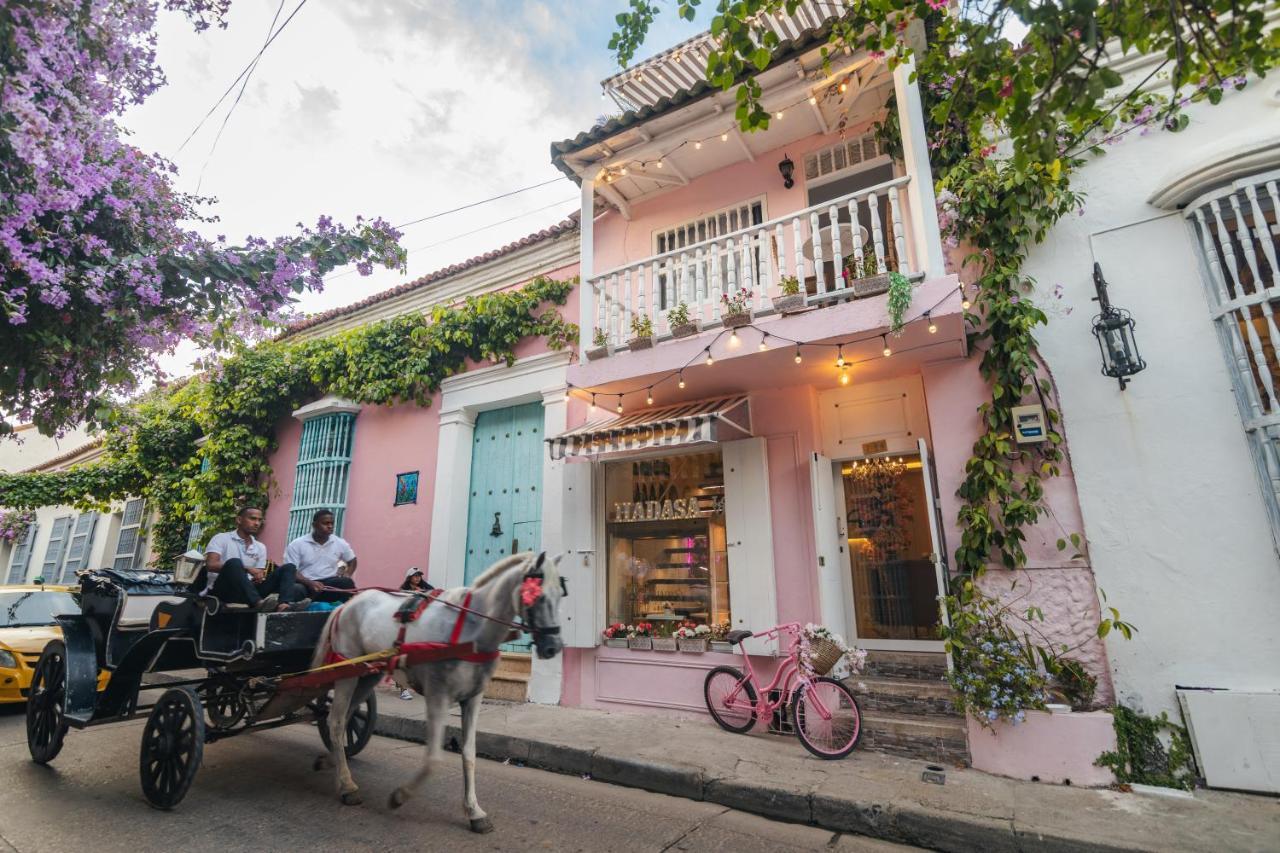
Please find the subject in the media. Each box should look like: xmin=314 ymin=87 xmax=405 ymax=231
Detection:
xmin=393 ymin=178 xmax=566 ymax=229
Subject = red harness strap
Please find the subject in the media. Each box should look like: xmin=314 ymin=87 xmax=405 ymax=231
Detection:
xmin=323 ymin=589 xmax=501 ymax=670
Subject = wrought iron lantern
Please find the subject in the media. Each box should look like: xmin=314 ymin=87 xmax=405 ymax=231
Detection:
xmin=174 ymin=549 xmax=205 ymax=584
xmin=1090 ymin=262 xmax=1145 ymax=390
xmin=778 ymin=153 xmax=795 ymax=189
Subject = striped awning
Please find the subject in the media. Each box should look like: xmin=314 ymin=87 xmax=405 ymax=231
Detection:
xmin=547 ymin=396 xmax=751 ymax=461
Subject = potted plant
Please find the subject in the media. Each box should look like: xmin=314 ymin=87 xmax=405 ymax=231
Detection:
xmin=667 ymin=302 xmax=699 ymax=339
xmin=676 ymin=622 xmax=710 ymax=653
xmin=841 ymin=248 xmax=892 ymax=298
xmin=602 ymin=623 xmax=629 ymax=649
xmin=708 ymin=621 xmax=733 ymax=653
xmin=586 ymin=327 xmax=613 ymax=361
xmin=720 ymin=288 xmax=753 ymax=327
xmin=652 ymin=622 xmax=678 ymax=651
xmin=629 ymin=314 xmax=655 ymax=350
xmin=626 ymin=622 xmax=653 ymax=650
xmin=773 ymin=275 xmax=806 ymax=315
xmin=886 ymin=270 xmax=913 ymax=336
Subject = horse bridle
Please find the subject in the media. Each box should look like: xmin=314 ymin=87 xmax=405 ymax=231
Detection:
xmin=522 ymin=566 xmax=566 ymax=637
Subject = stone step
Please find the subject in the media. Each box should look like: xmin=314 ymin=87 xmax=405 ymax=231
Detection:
xmin=849 ymin=676 xmax=960 ymax=718
xmin=485 ymin=652 xmax=532 ymax=703
xmin=859 ymin=711 xmax=969 ymax=766
xmin=862 ymin=650 xmax=949 ymax=681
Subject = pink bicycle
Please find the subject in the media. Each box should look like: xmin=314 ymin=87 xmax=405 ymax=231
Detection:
xmin=703 ymin=623 xmax=862 ymax=759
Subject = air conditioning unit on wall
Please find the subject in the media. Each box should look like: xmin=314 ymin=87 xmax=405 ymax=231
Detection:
xmin=1176 ymin=687 xmax=1280 ymax=794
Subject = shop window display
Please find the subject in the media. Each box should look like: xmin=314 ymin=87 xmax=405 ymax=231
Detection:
xmin=605 ymin=450 xmax=731 ymax=631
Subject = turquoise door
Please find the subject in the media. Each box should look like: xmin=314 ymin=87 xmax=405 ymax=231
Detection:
xmin=463 ymin=403 xmax=544 ymax=651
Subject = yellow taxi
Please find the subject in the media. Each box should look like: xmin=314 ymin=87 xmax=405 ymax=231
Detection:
xmin=0 ymin=584 xmax=108 ymax=703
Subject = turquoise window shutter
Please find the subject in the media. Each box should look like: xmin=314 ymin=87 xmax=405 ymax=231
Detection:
xmin=6 ymin=522 xmax=39 ymax=584
xmin=288 ymin=412 xmax=357 ymax=542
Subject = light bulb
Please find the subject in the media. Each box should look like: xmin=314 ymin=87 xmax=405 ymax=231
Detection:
xmin=758 ymin=336 xmax=768 ymax=352
xmin=616 ymin=399 xmax=624 ymax=414
xmin=775 ymin=111 xmax=784 ymax=120
xmin=605 ymin=173 xmax=614 ymax=184
xmin=808 ymin=95 xmax=817 ymax=105
xmin=840 ymin=81 xmax=848 ymax=93
xmin=836 ymin=346 xmax=845 ymax=368
xmin=565 ymin=387 xmax=572 ymax=401
xmin=678 ymin=373 xmax=686 ymax=389
xmin=656 ymin=159 xmax=664 ymax=169
xmin=620 ymin=167 xmax=628 ymax=176
xmin=589 ymin=394 xmax=597 ymax=414
xmin=730 ymin=327 xmax=738 ymax=339
xmin=962 ymin=298 xmax=971 ymax=310
xmin=794 ymin=347 xmax=803 ymax=364
xmin=882 ymin=338 xmax=892 ymax=358
xmin=646 ymin=390 xmax=654 ymax=405
xmin=695 ymin=140 xmax=702 ymax=150
xmin=840 ymin=368 xmax=851 ymax=386
xmin=927 ymin=314 xmax=937 ymax=334
xmin=721 ymin=133 xmax=729 ymax=142
xmin=706 ymin=350 xmax=714 ymax=366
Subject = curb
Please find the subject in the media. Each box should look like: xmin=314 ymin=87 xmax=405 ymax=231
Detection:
xmin=372 ymin=713 xmax=1139 ymax=853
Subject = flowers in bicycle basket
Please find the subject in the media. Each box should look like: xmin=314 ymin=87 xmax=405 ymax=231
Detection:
xmin=602 ymin=623 xmax=627 ymax=640
xmin=627 ymin=622 xmax=654 ymax=638
xmin=798 ymin=624 xmax=867 ymax=679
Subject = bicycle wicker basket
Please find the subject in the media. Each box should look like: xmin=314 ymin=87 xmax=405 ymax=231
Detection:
xmin=807 ymin=637 xmax=845 ymax=676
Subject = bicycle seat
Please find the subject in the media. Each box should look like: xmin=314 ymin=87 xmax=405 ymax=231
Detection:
xmin=725 ymin=629 xmax=753 ymax=645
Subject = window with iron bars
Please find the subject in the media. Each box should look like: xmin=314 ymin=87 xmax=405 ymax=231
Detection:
xmin=287 ymin=412 xmax=357 ymax=542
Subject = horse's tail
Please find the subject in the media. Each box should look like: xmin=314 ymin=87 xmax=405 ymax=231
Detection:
xmin=310 ymin=604 xmax=344 ymax=671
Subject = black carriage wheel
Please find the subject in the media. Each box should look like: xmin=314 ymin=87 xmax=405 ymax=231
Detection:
xmin=140 ymin=686 xmax=205 ymax=810
xmin=316 ymin=692 xmax=378 ymax=758
xmin=26 ymin=641 xmax=70 ymax=765
xmin=203 ymin=681 xmax=247 ymax=730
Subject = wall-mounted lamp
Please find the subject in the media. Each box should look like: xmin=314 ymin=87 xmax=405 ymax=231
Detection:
xmin=778 ymin=153 xmax=795 ymax=189
xmin=1090 ymin=262 xmax=1146 ymax=390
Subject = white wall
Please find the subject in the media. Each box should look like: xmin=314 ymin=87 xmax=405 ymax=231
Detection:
xmin=1023 ymin=77 xmax=1280 ymax=720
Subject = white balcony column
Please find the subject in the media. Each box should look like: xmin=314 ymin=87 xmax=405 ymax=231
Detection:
xmin=427 ymin=409 xmax=476 ymax=590
xmin=578 ymin=176 xmax=596 ymax=364
xmin=892 ymin=48 xmax=946 ymax=280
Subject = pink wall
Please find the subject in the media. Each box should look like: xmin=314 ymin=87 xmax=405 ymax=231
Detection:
xmin=593 ymin=124 xmax=885 ymax=274
xmin=920 ymin=356 xmax=1114 ymax=702
xmin=259 ymin=262 xmax=582 ymax=592
xmin=967 ymin=711 xmax=1117 ymax=786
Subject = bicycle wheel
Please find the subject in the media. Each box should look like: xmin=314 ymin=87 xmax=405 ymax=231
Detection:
xmin=792 ymin=677 xmax=862 ymax=759
xmin=703 ymin=666 xmax=758 ymax=734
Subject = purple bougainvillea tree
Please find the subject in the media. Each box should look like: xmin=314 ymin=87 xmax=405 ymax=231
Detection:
xmin=0 ymin=0 xmax=406 ymax=436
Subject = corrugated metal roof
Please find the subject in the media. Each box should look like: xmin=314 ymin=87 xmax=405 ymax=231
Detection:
xmin=553 ymin=10 xmax=849 ymax=181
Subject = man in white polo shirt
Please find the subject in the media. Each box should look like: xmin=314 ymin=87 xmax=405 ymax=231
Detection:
xmin=284 ymin=509 xmax=358 ymax=603
xmin=205 ymin=506 xmax=310 ymax=612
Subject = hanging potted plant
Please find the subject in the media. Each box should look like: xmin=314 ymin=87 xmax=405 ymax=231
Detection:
xmin=602 ymin=623 xmax=629 ymax=649
xmin=720 ymin=288 xmax=753 ymax=328
xmin=626 ymin=622 xmax=653 ymax=650
xmin=708 ymin=621 xmax=733 ymax=653
xmin=676 ymin=622 xmax=710 ymax=653
xmin=667 ymin=302 xmax=699 ymax=339
xmin=629 ymin=314 xmax=655 ymax=350
xmin=652 ymin=622 xmax=678 ymax=652
xmin=841 ymin=247 xmax=892 ymax=298
xmin=886 ymin=270 xmax=913 ymax=337
xmin=586 ymin=327 xmax=613 ymax=361
xmin=773 ymin=275 xmax=806 ymax=315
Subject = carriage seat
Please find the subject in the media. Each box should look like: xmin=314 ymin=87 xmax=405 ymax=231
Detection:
xmin=725 ymin=629 xmax=754 ymax=646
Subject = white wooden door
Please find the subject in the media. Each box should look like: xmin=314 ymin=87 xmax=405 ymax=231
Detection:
xmin=723 ymin=437 xmax=778 ymax=655
xmin=917 ymin=438 xmax=952 ymax=644
xmin=810 ymin=452 xmax=853 ymax=639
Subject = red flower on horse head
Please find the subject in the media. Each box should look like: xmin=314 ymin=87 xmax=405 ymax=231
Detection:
xmin=520 ymin=577 xmax=543 ymax=608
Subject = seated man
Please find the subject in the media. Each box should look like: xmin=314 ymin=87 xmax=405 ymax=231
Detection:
xmin=285 ymin=509 xmax=358 ymax=604
xmin=204 ymin=506 xmax=309 ymax=612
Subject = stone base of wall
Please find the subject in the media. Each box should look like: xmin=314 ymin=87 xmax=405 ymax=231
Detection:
xmin=967 ymin=709 xmax=1117 ymax=787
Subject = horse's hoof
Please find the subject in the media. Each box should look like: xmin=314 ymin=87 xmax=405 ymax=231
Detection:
xmin=340 ymin=791 xmax=363 ymax=806
xmin=388 ymin=788 xmax=408 ymax=809
xmin=314 ymin=754 xmax=333 ymax=771
xmin=470 ymin=817 xmax=494 ymax=834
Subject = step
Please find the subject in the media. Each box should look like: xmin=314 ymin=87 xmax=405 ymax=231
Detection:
xmin=859 ymin=711 xmax=969 ymax=766
xmin=848 ymin=675 xmax=960 ymax=718
xmin=485 ymin=652 xmax=533 ymax=703
xmin=494 ymin=652 xmax=533 ymax=678
xmin=862 ymin=650 xmax=949 ymax=681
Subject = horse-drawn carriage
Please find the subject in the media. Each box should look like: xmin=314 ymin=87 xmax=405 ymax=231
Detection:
xmin=25 ymin=551 xmax=565 ymax=827
xmin=23 ymin=566 xmax=380 ymax=807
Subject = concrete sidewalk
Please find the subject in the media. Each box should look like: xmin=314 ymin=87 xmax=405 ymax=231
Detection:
xmin=371 ymin=687 xmax=1278 ymax=853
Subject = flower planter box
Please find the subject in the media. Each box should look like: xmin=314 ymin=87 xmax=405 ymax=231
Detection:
xmin=652 ymin=637 xmax=678 ymax=652
xmin=967 ymin=710 xmax=1117 ymax=786
xmin=629 ymin=336 xmax=654 ymax=351
xmin=847 ymin=273 xmax=891 ymax=299
xmin=627 ymin=637 xmax=653 ymax=650
xmin=677 ymin=638 xmax=708 ymax=653
xmin=604 ymin=638 xmax=628 ymax=649
xmin=721 ymin=311 xmax=752 ymax=328
xmin=772 ymin=294 xmax=806 ymax=315
xmin=670 ymin=322 xmax=699 ymax=339
xmin=709 ymin=640 xmax=733 ymax=654
xmin=586 ymin=344 xmax=613 ymax=361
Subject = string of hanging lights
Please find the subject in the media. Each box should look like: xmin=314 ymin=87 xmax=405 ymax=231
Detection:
xmin=565 ymin=285 xmax=968 ymax=415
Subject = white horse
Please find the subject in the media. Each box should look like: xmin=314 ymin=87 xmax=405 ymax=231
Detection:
xmin=311 ymin=551 xmax=565 ymax=833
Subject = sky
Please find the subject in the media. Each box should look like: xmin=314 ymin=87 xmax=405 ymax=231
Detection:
xmin=125 ymin=0 xmax=704 ymax=374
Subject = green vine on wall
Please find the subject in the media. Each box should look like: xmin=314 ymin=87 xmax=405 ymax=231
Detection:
xmin=1096 ymin=705 xmax=1198 ymax=790
xmin=0 ymin=277 xmax=578 ymax=565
